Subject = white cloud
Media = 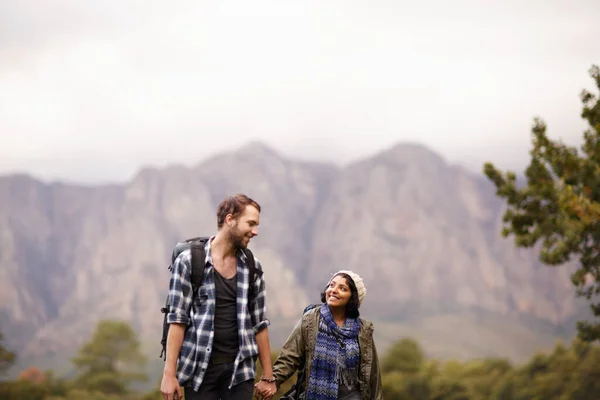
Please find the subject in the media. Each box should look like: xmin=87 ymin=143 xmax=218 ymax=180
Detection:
xmin=0 ymin=0 xmax=598 ymax=183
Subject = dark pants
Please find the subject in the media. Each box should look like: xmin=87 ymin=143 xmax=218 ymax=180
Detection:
xmin=184 ymin=361 xmax=254 ymax=400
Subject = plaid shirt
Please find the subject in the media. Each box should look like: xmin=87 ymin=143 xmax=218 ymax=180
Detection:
xmin=166 ymin=237 xmax=270 ymax=390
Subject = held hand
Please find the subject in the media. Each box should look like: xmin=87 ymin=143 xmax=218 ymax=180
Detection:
xmin=160 ymin=374 xmax=183 ymax=400
xmin=254 ymin=380 xmax=277 ymax=399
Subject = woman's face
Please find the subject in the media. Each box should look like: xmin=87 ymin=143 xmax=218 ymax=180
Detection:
xmin=325 ymin=275 xmax=352 ymax=308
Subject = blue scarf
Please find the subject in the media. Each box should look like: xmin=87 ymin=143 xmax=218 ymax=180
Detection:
xmin=306 ymin=304 xmax=361 ymax=400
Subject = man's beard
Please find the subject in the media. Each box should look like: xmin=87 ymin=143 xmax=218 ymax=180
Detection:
xmin=228 ymin=227 xmax=247 ymax=249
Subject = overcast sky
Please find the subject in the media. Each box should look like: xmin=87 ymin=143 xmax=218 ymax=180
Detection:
xmin=1 ymin=0 xmax=598 ymax=184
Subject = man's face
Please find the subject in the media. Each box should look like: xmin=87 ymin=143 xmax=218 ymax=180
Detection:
xmin=227 ymin=205 xmax=260 ymax=249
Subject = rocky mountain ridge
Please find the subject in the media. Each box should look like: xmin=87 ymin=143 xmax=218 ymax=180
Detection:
xmin=0 ymin=141 xmax=583 ymax=367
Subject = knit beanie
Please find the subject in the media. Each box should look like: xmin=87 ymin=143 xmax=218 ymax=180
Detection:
xmin=331 ymin=270 xmax=367 ymax=306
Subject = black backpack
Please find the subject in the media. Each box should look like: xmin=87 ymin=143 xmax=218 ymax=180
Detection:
xmin=159 ymin=236 xmax=261 ymax=360
xmin=280 ymin=303 xmax=320 ymax=400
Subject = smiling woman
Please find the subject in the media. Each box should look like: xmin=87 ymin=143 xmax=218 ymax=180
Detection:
xmin=266 ymin=270 xmax=383 ymax=400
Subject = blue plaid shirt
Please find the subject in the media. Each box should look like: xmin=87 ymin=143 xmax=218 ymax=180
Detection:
xmin=166 ymin=237 xmax=270 ymax=390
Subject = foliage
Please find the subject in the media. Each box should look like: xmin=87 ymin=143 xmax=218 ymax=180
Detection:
xmin=18 ymin=366 xmax=47 ymax=384
xmin=381 ymin=337 xmax=425 ymax=374
xmin=0 ymin=369 xmax=70 ymax=400
xmin=3 ymin=326 xmax=600 ymax=400
xmin=71 ymin=319 xmax=148 ymax=394
xmin=0 ymin=321 xmax=149 ymax=400
xmin=0 ymin=332 xmax=16 ymax=375
xmin=45 ymin=389 xmax=141 ymax=400
xmin=483 ymin=64 xmax=600 ymax=342
xmin=380 ymin=337 xmax=600 ymax=400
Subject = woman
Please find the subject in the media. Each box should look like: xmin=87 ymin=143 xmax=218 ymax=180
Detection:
xmin=261 ymin=270 xmax=382 ymax=399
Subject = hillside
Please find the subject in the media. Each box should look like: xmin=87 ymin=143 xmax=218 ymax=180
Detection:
xmin=0 ymin=141 xmax=585 ymax=376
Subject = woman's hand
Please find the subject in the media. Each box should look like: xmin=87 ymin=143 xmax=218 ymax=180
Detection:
xmin=254 ymin=380 xmax=277 ymax=399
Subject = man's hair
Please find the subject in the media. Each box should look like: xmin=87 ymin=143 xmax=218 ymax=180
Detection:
xmin=216 ymin=194 xmax=261 ymax=228
xmin=320 ymin=272 xmax=361 ymax=318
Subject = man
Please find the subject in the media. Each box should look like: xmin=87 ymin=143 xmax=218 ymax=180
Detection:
xmin=160 ymin=194 xmax=277 ymax=400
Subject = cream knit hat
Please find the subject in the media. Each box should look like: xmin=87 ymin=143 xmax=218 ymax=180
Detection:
xmin=331 ymin=270 xmax=367 ymax=306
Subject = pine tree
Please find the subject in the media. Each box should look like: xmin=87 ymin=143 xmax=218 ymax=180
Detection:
xmin=483 ymin=64 xmax=600 ymax=341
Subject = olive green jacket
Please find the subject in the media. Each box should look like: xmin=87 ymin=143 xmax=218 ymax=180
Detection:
xmin=272 ymin=307 xmax=383 ymax=399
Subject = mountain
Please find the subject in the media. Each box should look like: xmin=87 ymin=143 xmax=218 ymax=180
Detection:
xmin=308 ymin=143 xmax=580 ymax=322
xmin=0 ymin=141 xmax=585 ymax=375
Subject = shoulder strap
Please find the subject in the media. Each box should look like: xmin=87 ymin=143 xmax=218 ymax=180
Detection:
xmin=303 ymin=304 xmax=320 ymax=314
xmin=242 ymin=248 xmax=263 ymax=300
xmin=300 ymin=304 xmax=319 ymax=343
xmin=186 ymin=242 xmax=261 ymax=298
xmin=189 ymin=238 xmax=209 ymax=294
xmin=242 ymin=248 xmax=258 ymax=273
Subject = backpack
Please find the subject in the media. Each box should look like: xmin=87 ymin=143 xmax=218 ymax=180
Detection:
xmin=159 ymin=236 xmax=261 ymax=360
xmin=280 ymin=303 xmax=320 ymax=400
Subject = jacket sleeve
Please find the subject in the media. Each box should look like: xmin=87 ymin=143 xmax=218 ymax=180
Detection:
xmin=272 ymin=317 xmax=305 ymax=389
xmin=370 ymin=337 xmax=384 ymax=399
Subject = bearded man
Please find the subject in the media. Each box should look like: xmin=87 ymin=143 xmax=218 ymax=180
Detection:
xmin=160 ymin=194 xmax=277 ymax=400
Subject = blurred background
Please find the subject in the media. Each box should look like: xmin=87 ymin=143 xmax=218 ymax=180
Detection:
xmin=1 ymin=0 xmax=599 ymax=398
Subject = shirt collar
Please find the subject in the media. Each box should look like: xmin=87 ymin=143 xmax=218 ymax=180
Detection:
xmin=204 ymin=235 xmax=247 ymax=265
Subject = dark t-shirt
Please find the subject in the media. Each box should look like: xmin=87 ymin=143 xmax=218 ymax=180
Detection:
xmin=212 ymin=270 xmax=239 ymax=358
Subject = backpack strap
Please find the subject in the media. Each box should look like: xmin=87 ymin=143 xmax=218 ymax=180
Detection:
xmin=188 ymin=240 xmax=260 ymax=298
xmin=241 ymin=248 xmax=263 ymax=302
xmin=189 ymin=238 xmax=209 ymax=295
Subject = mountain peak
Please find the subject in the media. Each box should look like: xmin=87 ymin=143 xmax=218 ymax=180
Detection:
xmin=369 ymin=141 xmax=448 ymax=168
xmin=387 ymin=141 xmax=444 ymax=158
xmin=235 ymin=141 xmax=280 ymax=157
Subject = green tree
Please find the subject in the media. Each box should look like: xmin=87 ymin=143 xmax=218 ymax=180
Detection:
xmin=0 ymin=332 xmax=16 ymax=375
xmin=0 ymin=380 xmax=48 ymax=400
xmin=483 ymin=64 xmax=600 ymax=342
xmin=71 ymin=319 xmax=148 ymax=395
xmin=565 ymin=342 xmax=600 ymax=398
xmin=528 ymin=341 xmax=579 ymax=399
xmin=381 ymin=338 xmax=425 ymax=374
xmin=46 ymin=388 xmax=137 ymax=400
xmin=490 ymin=370 xmax=522 ymax=400
xmin=455 ymin=359 xmax=513 ymax=400
xmin=429 ymin=376 xmax=471 ymax=400
xmin=0 ymin=368 xmax=72 ymax=400
xmin=382 ymin=371 xmax=432 ymax=400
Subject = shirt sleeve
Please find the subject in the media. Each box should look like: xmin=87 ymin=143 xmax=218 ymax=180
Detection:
xmin=166 ymin=250 xmax=193 ymax=325
xmin=250 ymin=257 xmax=270 ymax=334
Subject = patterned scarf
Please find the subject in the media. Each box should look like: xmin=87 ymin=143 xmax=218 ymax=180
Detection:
xmin=306 ymin=303 xmax=361 ymax=400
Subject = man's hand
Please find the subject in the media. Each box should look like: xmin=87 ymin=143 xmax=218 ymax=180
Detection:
xmin=254 ymin=380 xmax=277 ymax=400
xmin=160 ymin=373 xmax=183 ymax=400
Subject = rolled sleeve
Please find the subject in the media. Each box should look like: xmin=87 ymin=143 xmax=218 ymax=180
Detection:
xmin=250 ymin=258 xmax=270 ymax=334
xmin=166 ymin=250 xmax=193 ymax=326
